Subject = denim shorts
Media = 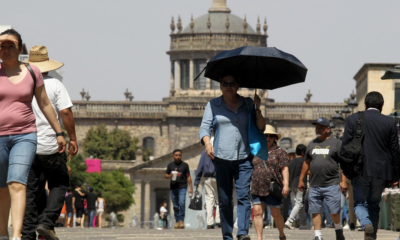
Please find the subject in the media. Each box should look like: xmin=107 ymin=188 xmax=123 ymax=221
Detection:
xmin=252 ymin=194 xmax=282 ymax=208
xmin=67 ymin=212 xmax=72 ymax=218
xmin=0 ymin=132 xmax=37 ymax=188
xmin=308 ymin=184 xmax=341 ymax=214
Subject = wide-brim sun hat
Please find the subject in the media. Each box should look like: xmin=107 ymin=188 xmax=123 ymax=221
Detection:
xmin=23 ymin=45 xmax=64 ymax=73
xmin=263 ymin=124 xmax=282 ymax=140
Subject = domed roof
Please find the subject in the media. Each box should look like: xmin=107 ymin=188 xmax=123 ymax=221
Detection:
xmin=182 ymin=12 xmax=255 ymax=34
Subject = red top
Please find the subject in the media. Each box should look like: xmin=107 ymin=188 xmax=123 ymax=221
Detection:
xmin=0 ymin=63 xmax=44 ymax=135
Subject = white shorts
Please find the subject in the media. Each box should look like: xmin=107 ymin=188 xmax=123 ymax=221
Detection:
xmin=96 ymin=209 xmax=104 ymax=216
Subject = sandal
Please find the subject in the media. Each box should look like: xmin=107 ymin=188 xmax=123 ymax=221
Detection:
xmin=279 ymin=235 xmax=286 ymax=240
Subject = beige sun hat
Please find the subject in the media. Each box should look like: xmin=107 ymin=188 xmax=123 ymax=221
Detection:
xmin=23 ymin=46 xmax=64 ymax=73
xmin=263 ymin=124 xmax=282 ymax=140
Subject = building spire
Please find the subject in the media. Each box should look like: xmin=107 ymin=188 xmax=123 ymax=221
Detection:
xmin=177 ymin=15 xmax=182 ymax=33
xmin=225 ymin=15 xmax=230 ymax=33
xmin=207 ymin=14 xmax=212 ymax=33
xmin=243 ymin=15 xmax=248 ymax=33
xmin=209 ymin=0 xmax=231 ymax=13
xmin=170 ymin=16 xmax=175 ymax=34
xmin=190 ymin=14 xmax=194 ymax=33
xmin=263 ymin=17 xmax=268 ymax=35
xmin=256 ymin=16 xmax=261 ymax=34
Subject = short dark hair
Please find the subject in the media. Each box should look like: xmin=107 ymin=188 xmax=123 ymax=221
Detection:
xmin=173 ymin=149 xmax=182 ymax=154
xmin=67 ymin=187 xmax=72 ymax=193
xmin=220 ymin=73 xmax=240 ymax=84
xmin=295 ymin=144 xmax=307 ymax=155
xmin=97 ymin=191 xmax=102 ymax=198
xmin=0 ymin=29 xmax=23 ymax=48
xmin=76 ymin=183 xmax=81 ymax=187
xmin=365 ymin=91 xmax=384 ymax=112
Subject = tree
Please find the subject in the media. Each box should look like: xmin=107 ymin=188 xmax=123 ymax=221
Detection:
xmin=142 ymin=147 xmax=153 ymax=162
xmin=67 ymin=154 xmax=89 ymax=188
xmin=83 ymin=124 xmax=138 ymax=160
xmin=85 ymin=169 xmax=134 ymax=213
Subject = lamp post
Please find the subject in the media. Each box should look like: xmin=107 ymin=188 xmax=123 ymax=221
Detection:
xmin=341 ymin=105 xmax=351 ymax=119
xmin=348 ymin=91 xmax=358 ymax=114
xmin=332 ymin=110 xmax=344 ymax=139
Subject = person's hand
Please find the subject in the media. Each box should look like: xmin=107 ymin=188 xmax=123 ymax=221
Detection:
xmin=189 ymin=188 xmax=193 ymax=195
xmin=392 ymin=180 xmax=399 ymax=188
xmin=68 ymin=140 xmax=78 ymax=156
xmin=205 ymin=143 xmax=215 ymax=160
xmin=282 ymin=185 xmax=289 ymax=197
xmin=67 ymin=164 xmax=72 ymax=176
xmin=298 ymin=181 xmax=305 ymax=192
xmin=346 ymin=193 xmax=349 ymax=199
xmin=73 ymin=208 xmax=76 ymax=213
xmin=253 ymin=93 xmax=261 ymax=108
xmin=57 ymin=136 xmax=66 ymax=153
xmin=340 ymin=181 xmax=348 ymax=194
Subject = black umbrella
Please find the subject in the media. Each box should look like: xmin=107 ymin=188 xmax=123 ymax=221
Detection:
xmin=195 ymin=46 xmax=307 ymax=90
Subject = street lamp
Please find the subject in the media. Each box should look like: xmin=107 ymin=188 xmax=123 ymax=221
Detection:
xmin=348 ymin=90 xmax=358 ymax=113
xmin=332 ymin=111 xmax=344 ymax=139
xmin=341 ymin=105 xmax=351 ymax=119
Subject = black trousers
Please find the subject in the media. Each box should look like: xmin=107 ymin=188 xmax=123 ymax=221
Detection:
xmin=22 ymin=152 xmax=69 ymax=240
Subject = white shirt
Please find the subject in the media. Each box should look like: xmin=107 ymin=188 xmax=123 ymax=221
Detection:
xmin=160 ymin=206 xmax=167 ymax=214
xmin=32 ymin=77 xmax=73 ymax=155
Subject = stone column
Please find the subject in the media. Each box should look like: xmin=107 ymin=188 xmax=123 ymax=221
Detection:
xmin=132 ymin=179 xmax=142 ymax=225
xmin=144 ymin=180 xmax=151 ymax=225
xmin=176 ymin=60 xmax=181 ymax=90
xmin=170 ymin=61 xmax=175 ymax=95
xmin=189 ymin=59 xmax=194 ymax=90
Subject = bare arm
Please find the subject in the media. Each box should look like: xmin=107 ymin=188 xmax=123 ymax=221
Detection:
xmin=340 ymin=170 xmax=348 ymax=194
xmin=187 ymin=173 xmax=193 ymax=195
xmin=253 ymin=94 xmax=265 ymax=131
xmin=281 ymin=166 xmax=289 ymax=197
xmin=60 ymin=108 xmax=78 ymax=156
xmin=165 ymin=173 xmax=172 ymax=179
xmin=72 ymin=197 xmax=76 ymax=212
xmin=34 ymin=85 xmax=65 ymax=153
xmin=298 ymin=159 xmax=311 ymax=192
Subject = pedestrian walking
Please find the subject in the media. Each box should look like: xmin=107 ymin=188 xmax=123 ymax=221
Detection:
xmin=157 ymin=202 xmax=168 ymax=230
xmin=65 ymin=188 xmax=73 ymax=228
xmin=0 ymin=30 xmax=66 ymax=240
xmin=72 ymin=184 xmax=86 ymax=227
xmin=86 ymin=187 xmax=97 ymax=228
xmin=298 ymin=117 xmax=347 ymax=240
xmin=95 ymin=192 xmax=106 ymax=228
xmin=285 ymin=144 xmax=309 ymax=230
xmin=194 ymin=138 xmax=220 ymax=229
xmin=341 ymin=91 xmax=400 ymax=240
xmin=165 ymin=149 xmax=193 ymax=229
xmin=199 ymin=73 xmax=265 ymax=240
xmin=21 ymin=45 xmax=78 ymax=240
xmin=251 ymin=125 xmax=289 ymax=240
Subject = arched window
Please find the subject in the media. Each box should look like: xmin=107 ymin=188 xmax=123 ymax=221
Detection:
xmin=143 ymin=137 xmax=155 ymax=159
xmin=194 ymin=59 xmax=207 ymax=90
xmin=280 ymin=138 xmax=292 ymax=151
xmin=180 ymin=60 xmax=190 ymax=90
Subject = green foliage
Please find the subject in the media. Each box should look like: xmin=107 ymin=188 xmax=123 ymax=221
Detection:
xmin=85 ymin=169 xmax=135 ymax=213
xmin=82 ymin=124 xmax=138 ymax=160
xmin=142 ymin=147 xmax=153 ymax=162
xmin=67 ymin=154 xmax=88 ymax=188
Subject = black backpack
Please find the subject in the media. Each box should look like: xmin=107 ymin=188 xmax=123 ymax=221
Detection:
xmin=338 ymin=112 xmax=364 ymax=179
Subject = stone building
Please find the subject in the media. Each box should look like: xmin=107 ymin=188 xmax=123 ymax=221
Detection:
xmin=71 ymin=0 xmax=348 ymax=227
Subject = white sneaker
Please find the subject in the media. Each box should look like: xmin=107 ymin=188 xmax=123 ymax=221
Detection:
xmin=299 ymin=224 xmax=310 ymax=230
xmin=264 ymin=225 xmax=270 ymax=229
xmin=156 ymin=227 xmax=162 ymax=230
xmin=284 ymin=221 xmax=294 ymax=230
xmin=343 ymin=224 xmax=350 ymax=230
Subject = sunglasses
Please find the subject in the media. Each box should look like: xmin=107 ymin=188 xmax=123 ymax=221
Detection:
xmin=221 ymin=82 xmax=237 ymax=88
xmin=265 ymin=134 xmax=277 ymax=138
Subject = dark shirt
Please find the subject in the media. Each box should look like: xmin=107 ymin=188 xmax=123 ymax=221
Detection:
xmin=86 ymin=192 xmax=98 ymax=211
xmin=306 ymin=137 xmax=341 ymax=187
xmin=73 ymin=189 xmax=84 ymax=209
xmin=289 ymin=157 xmax=307 ymax=189
xmin=194 ymin=150 xmax=216 ymax=186
xmin=166 ymin=161 xmax=190 ymax=190
xmin=65 ymin=194 xmax=73 ymax=213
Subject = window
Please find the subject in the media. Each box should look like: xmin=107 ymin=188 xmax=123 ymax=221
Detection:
xmin=280 ymin=138 xmax=292 ymax=150
xmin=194 ymin=59 xmax=207 ymax=90
xmin=180 ymin=60 xmax=190 ymax=90
xmin=395 ymin=87 xmax=400 ymax=110
xmin=143 ymin=137 xmax=155 ymax=159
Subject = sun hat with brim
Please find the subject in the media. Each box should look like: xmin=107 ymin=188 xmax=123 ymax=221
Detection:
xmin=0 ymin=35 xmax=19 ymax=49
xmin=23 ymin=45 xmax=64 ymax=73
xmin=263 ymin=124 xmax=282 ymax=140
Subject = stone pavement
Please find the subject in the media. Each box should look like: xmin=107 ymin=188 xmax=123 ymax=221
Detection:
xmin=21 ymin=227 xmax=400 ymax=240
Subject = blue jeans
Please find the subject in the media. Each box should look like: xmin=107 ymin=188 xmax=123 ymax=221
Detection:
xmin=352 ymin=176 xmax=387 ymax=238
xmin=89 ymin=210 xmax=96 ymax=227
xmin=170 ymin=188 xmax=186 ymax=222
xmin=214 ymin=157 xmax=253 ymax=240
xmin=0 ymin=132 xmax=37 ymax=188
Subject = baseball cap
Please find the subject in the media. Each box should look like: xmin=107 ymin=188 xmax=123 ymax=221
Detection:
xmin=89 ymin=186 xmax=94 ymax=191
xmin=311 ymin=117 xmax=330 ymax=127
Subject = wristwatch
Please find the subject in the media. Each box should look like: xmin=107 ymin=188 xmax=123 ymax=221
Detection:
xmin=56 ymin=132 xmax=65 ymax=137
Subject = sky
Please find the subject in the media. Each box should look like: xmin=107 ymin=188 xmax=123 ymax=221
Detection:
xmin=2 ymin=0 xmax=400 ymax=103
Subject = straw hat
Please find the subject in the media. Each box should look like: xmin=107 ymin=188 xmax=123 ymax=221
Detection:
xmin=263 ymin=124 xmax=282 ymax=140
xmin=23 ymin=46 xmax=64 ymax=73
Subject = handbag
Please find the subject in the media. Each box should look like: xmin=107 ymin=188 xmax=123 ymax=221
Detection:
xmin=262 ymin=160 xmax=284 ymax=200
xmin=245 ymin=98 xmax=269 ymax=160
xmin=23 ymin=63 xmax=37 ymax=98
xmin=188 ymin=189 xmax=203 ymax=211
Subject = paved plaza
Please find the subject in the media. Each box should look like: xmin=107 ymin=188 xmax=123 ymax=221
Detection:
xmin=10 ymin=227 xmax=399 ymax=240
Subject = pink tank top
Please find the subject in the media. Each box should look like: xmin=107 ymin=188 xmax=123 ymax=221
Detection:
xmin=0 ymin=63 xmax=44 ymax=135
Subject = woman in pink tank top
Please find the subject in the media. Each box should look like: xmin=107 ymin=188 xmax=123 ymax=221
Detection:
xmin=0 ymin=29 xmax=66 ymax=240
